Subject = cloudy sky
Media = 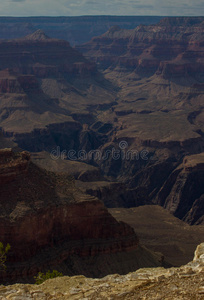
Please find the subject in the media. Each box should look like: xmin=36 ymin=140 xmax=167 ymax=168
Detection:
xmin=0 ymin=0 xmax=203 ymax=16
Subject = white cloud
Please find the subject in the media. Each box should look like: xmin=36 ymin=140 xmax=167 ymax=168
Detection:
xmin=0 ymin=0 xmax=203 ymax=16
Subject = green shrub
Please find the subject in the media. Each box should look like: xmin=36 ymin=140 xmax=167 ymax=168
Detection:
xmin=34 ymin=270 xmax=63 ymax=284
xmin=0 ymin=242 xmax=10 ymax=270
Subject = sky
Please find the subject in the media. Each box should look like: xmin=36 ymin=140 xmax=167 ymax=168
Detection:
xmin=0 ymin=0 xmax=203 ymax=17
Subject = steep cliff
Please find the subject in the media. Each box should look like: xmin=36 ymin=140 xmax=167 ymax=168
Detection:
xmin=0 ymin=149 xmax=165 ymax=284
xmin=154 ymin=153 xmax=204 ymax=224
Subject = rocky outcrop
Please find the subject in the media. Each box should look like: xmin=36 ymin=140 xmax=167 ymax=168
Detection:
xmin=24 ymin=29 xmax=50 ymax=41
xmin=0 ymin=148 xmax=30 ymax=184
xmin=0 ymin=149 xmax=167 ymax=284
xmin=0 ymin=242 xmax=203 ymax=299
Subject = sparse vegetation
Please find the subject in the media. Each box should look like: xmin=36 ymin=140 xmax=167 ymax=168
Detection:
xmin=34 ymin=270 xmax=63 ymax=284
xmin=0 ymin=242 xmax=11 ymax=270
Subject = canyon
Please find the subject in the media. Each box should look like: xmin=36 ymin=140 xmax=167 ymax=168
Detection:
xmin=75 ymin=16 xmax=204 ymax=223
xmin=0 ymin=16 xmax=204 ymax=278
xmin=0 ymin=18 xmax=203 ymax=223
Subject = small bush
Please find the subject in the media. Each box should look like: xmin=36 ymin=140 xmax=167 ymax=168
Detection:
xmin=34 ymin=270 xmax=63 ymax=284
xmin=0 ymin=242 xmax=11 ymax=270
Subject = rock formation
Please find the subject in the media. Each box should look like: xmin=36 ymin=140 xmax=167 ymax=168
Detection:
xmin=0 ymin=30 xmax=115 ymax=148
xmin=77 ymin=16 xmax=204 ymax=80
xmin=0 ymin=18 xmax=204 ymax=225
xmin=0 ymin=32 xmax=96 ymax=78
xmin=75 ymin=17 xmax=204 ymax=222
xmin=0 ymin=16 xmax=162 ymax=45
xmin=0 ymin=242 xmax=203 ymax=299
xmin=0 ymin=149 xmax=166 ymax=284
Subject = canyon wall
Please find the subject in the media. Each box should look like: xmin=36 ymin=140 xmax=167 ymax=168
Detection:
xmin=0 ymin=149 xmax=165 ymax=283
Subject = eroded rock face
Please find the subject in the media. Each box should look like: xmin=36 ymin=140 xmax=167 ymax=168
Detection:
xmin=77 ymin=17 xmax=204 ymax=80
xmin=0 ymin=30 xmax=115 ymax=140
xmin=0 ymin=242 xmax=203 ymax=299
xmin=0 ymin=149 xmax=166 ymax=284
xmin=73 ymin=17 xmax=204 ymax=223
xmin=0 ymin=32 xmax=96 ymax=78
xmin=154 ymin=153 xmax=204 ymax=224
xmin=0 ymin=69 xmax=40 ymax=94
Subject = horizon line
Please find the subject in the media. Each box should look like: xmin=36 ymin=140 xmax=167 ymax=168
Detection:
xmin=0 ymin=15 xmax=203 ymax=18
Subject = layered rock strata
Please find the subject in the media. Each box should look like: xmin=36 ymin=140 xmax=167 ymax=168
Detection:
xmin=0 ymin=149 xmax=164 ymax=283
xmin=77 ymin=17 xmax=204 ymax=80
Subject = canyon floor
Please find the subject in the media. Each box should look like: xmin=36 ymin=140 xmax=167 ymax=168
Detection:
xmin=109 ymin=206 xmax=204 ymax=266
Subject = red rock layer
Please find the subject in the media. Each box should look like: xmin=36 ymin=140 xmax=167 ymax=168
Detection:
xmin=0 ymin=149 xmax=140 ymax=282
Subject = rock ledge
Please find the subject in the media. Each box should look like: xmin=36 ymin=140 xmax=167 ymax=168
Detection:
xmin=0 ymin=243 xmax=203 ymax=299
